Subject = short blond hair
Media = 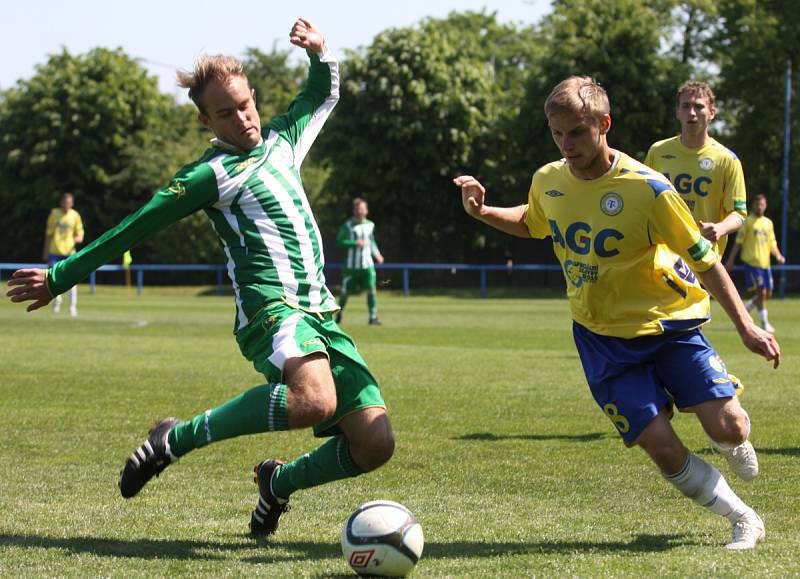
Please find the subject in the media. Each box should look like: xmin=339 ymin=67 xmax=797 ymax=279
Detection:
xmin=544 ymin=76 xmax=610 ymax=120
xmin=177 ymin=55 xmax=248 ymax=114
xmin=676 ymin=81 xmax=716 ymax=109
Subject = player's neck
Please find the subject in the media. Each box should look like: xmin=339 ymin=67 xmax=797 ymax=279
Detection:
xmin=570 ymin=147 xmax=618 ymax=180
xmin=680 ymin=130 xmax=709 ymax=149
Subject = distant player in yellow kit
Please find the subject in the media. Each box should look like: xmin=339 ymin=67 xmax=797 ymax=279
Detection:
xmin=725 ymin=194 xmax=785 ymax=333
xmin=43 ymin=192 xmax=84 ymax=316
xmin=645 ymin=81 xmax=747 ymax=258
xmin=456 ymin=76 xmax=780 ymax=550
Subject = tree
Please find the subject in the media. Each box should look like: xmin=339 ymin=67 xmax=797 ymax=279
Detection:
xmin=709 ymin=0 xmax=800 ymax=232
xmin=0 ymin=48 xmax=209 ymax=262
xmin=318 ymin=11 xmax=540 ymax=262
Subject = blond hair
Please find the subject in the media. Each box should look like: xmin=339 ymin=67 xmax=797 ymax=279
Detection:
xmin=544 ymin=76 xmax=610 ymax=120
xmin=177 ymin=55 xmax=248 ymax=114
xmin=676 ymin=81 xmax=716 ymax=109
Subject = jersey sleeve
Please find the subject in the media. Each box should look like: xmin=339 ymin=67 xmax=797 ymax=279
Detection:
xmin=336 ymin=222 xmax=357 ymax=247
xmin=265 ymin=47 xmax=339 ymax=168
xmin=523 ymin=173 xmax=549 ymax=239
xmin=724 ymin=156 xmax=748 ymax=218
xmin=47 ymin=162 xmax=219 ymax=296
xmin=649 ymin=187 xmax=718 ymax=272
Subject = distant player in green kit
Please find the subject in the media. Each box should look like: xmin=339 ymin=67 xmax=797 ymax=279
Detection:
xmin=6 ymin=18 xmax=394 ymax=537
xmin=336 ymin=198 xmax=384 ymax=325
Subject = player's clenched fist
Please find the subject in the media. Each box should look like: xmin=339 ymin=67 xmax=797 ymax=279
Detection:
xmin=453 ymin=175 xmax=486 ymax=218
xmin=290 ymin=18 xmax=325 ymax=53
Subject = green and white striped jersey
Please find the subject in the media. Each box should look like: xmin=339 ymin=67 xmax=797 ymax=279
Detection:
xmin=337 ymin=218 xmax=380 ymax=269
xmin=47 ymin=48 xmax=340 ymax=332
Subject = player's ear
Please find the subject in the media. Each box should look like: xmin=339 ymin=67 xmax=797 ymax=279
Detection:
xmin=599 ymin=113 xmax=612 ymax=134
xmin=198 ymin=112 xmax=211 ymax=129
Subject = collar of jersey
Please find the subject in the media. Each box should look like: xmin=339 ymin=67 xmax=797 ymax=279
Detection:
xmin=210 ymin=136 xmax=264 ymax=155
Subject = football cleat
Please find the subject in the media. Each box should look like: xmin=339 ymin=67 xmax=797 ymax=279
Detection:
xmin=250 ymin=459 xmax=290 ymax=536
xmin=726 ymin=510 xmax=765 ymax=550
xmin=713 ymin=439 xmax=759 ymax=481
xmin=119 ymin=417 xmax=181 ymax=498
xmin=368 ymin=318 xmax=382 ymax=326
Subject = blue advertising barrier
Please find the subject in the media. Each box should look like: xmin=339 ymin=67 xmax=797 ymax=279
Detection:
xmin=1 ymin=262 xmax=798 ymax=299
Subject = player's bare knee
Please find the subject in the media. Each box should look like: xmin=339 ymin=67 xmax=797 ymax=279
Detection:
xmin=352 ymin=430 xmax=395 ymax=472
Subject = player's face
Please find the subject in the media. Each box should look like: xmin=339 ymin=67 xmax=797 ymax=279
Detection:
xmin=199 ymin=75 xmax=262 ymax=151
xmin=753 ymin=197 xmax=767 ymax=216
xmin=60 ymin=195 xmax=73 ymax=211
xmin=353 ymin=202 xmax=368 ymax=221
xmin=548 ymin=110 xmax=611 ymax=178
xmin=677 ymin=93 xmax=715 ymax=136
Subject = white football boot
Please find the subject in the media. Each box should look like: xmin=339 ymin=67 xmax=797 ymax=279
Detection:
xmin=726 ymin=510 xmax=765 ymax=550
xmin=713 ymin=439 xmax=759 ymax=481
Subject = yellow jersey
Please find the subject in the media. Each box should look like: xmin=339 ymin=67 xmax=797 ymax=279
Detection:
xmin=644 ymin=136 xmax=747 ymax=257
xmin=524 ymin=151 xmax=718 ymax=338
xmin=46 ymin=208 xmax=84 ymax=256
xmin=735 ymin=214 xmax=776 ymax=269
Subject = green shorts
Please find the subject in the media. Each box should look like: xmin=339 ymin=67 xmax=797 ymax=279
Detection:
xmin=342 ymin=267 xmax=377 ymax=295
xmin=235 ymin=301 xmax=385 ymax=437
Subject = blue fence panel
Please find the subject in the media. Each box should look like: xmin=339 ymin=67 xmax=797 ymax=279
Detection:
xmin=2 ymin=262 xmax=799 ymax=299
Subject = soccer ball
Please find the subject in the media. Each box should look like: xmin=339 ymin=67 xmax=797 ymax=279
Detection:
xmin=341 ymin=500 xmax=424 ymax=577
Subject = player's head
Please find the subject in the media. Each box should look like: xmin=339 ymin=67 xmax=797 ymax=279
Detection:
xmin=544 ymin=76 xmax=612 ymax=174
xmin=751 ymin=194 xmax=767 ymax=216
xmin=177 ymin=55 xmax=261 ymax=151
xmin=352 ymin=197 xmax=368 ymax=220
xmin=60 ymin=192 xmax=74 ymax=211
xmin=676 ymin=81 xmax=716 ymax=136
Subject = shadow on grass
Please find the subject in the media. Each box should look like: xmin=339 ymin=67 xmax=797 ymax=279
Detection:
xmin=0 ymin=532 xmax=691 ymax=563
xmin=697 ymin=446 xmax=800 ymax=457
xmin=453 ymin=432 xmax=608 ymax=443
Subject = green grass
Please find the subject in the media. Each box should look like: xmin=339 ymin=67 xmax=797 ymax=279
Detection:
xmin=1 ymin=286 xmax=798 ymax=577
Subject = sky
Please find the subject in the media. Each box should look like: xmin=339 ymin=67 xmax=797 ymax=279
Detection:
xmin=2 ymin=1 xmax=552 ymax=101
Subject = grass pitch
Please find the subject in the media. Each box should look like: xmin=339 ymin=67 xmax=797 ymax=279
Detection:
xmin=0 ymin=286 xmax=798 ymax=577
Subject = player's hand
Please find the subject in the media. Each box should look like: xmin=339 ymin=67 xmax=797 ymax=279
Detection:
xmin=290 ymin=18 xmax=325 ymax=53
xmin=453 ymin=175 xmax=486 ymax=219
xmin=375 ymin=254 xmax=384 ymax=264
xmin=356 ymin=239 xmax=365 ymax=247
xmin=739 ymin=323 xmax=781 ymax=369
xmin=777 ymin=255 xmax=786 ymax=264
xmin=699 ymin=221 xmax=723 ymax=242
xmin=6 ymin=268 xmax=53 ymax=312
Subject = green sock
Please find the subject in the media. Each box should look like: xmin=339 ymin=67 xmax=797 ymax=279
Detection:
xmin=271 ymin=435 xmax=364 ymax=499
xmin=168 ymin=383 xmax=288 ymax=457
xmin=367 ymin=293 xmax=377 ymax=319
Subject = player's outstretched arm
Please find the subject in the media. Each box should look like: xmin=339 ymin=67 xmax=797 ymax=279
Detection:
xmin=289 ymin=17 xmax=325 ymax=54
xmin=453 ymin=175 xmax=530 ymax=238
xmin=696 ymin=261 xmax=780 ymax=368
xmin=6 ymin=268 xmax=52 ymax=312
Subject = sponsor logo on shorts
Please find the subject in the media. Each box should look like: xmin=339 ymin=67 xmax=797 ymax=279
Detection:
xmin=302 ymin=339 xmax=323 ymax=347
xmin=708 ymin=354 xmax=725 ymax=373
xmin=713 ymin=377 xmax=730 ymax=384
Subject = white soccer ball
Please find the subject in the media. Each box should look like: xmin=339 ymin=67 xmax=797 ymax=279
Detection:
xmin=341 ymin=500 xmax=424 ymax=577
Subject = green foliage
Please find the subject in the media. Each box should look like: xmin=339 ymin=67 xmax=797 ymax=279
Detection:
xmin=710 ymin=0 xmax=800 ymax=231
xmin=0 ymin=48 xmax=209 ymax=261
xmin=318 ymin=11 xmax=540 ymax=262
